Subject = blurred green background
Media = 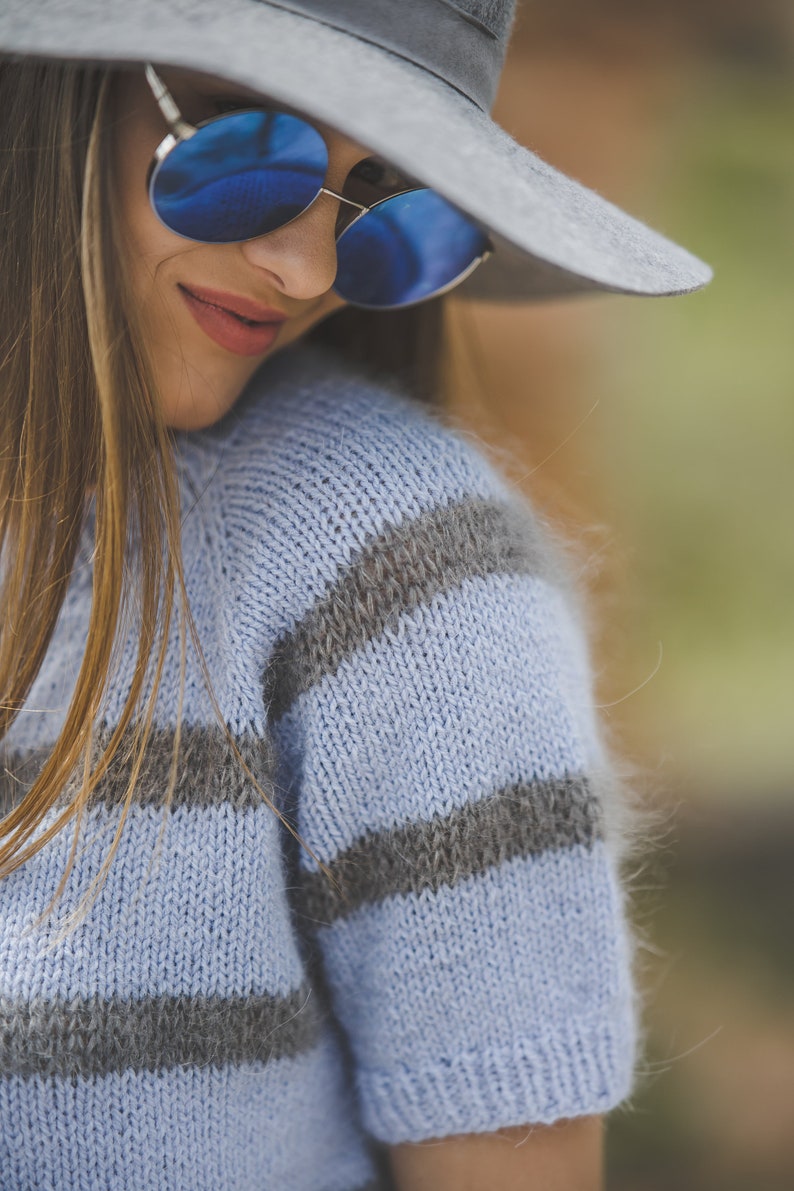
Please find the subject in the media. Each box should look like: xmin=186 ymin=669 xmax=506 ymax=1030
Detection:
xmin=446 ymin=2 xmax=794 ymax=1186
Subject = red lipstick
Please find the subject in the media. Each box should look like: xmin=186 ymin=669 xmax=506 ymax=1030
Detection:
xmin=178 ymin=284 xmax=288 ymax=356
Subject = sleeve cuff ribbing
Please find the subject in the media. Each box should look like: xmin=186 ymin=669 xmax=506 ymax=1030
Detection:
xmin=356 ymin=1014 xmax=636 ymax=1143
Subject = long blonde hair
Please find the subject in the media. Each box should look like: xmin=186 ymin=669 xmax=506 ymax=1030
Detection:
xmin=0 ymin=57 xmax=446 ymax=919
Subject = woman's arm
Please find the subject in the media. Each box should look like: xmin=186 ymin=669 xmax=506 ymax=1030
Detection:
xmin=387 ymin=1115 xmax=604 ymax=1191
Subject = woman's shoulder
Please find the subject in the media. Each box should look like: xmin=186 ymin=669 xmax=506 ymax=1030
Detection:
xmin=187 ymin=339 xmax=527 ymax=530
xmin=224 ymin=343 xmax=528 ymax=514
xmin=173 ymin=340 xmax=578 ymax=643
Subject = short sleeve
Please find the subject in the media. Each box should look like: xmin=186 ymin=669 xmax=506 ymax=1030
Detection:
xmin=265 ymin=402 xmax=638 ymax=1144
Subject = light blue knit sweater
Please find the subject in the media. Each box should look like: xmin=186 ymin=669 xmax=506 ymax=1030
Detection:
xmin=0 ymin=341 xmax=637 ymax=1190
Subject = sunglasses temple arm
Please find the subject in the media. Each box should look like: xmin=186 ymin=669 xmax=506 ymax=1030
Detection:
xmin=144 ymin=63 xmax=196 ymax=140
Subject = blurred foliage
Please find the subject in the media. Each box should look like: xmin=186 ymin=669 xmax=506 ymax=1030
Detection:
xmin=607 ymin=806 xmax=794 ymax=1190
xmin=593 ymin=47 xmax=794 ymax=1191
xmin=455 ymin=11 xmax=794 ymax=1184
xmin=598 ymin=61 xmax=794 ymax=798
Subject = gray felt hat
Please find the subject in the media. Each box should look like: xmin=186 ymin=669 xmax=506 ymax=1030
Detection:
xmin=0 ymin=0 xmax=713 ymax=301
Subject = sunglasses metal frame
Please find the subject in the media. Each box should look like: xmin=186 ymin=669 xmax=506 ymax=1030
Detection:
xmin=143 ymin=64 xmax=493 ymax=309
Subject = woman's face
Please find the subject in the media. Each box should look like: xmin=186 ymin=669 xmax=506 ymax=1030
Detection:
xmin=110 ymin=67 xmax=370 ymax=430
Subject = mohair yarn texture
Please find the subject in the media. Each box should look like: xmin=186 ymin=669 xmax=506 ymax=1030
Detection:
xmin=0 ymin=342 xmax=637 ymax=1190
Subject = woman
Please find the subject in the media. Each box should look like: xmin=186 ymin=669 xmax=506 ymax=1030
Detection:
xmin=0 ymin=2 xmax=711 ymax=1189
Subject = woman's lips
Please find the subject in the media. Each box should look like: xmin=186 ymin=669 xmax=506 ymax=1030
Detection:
xmin=178 ymin=284 xmax=287 ymax=356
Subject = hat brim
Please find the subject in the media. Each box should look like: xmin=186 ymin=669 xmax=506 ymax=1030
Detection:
xmin=0 ymin=0 xmax=713 ymax=300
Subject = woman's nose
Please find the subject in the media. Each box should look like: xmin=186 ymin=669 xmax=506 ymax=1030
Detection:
xmin=238 ymin=190 xmax=341 ymax=300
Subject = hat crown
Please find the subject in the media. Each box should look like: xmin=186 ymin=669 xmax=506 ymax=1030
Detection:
xmin=266 ymin=0 xmax=517 ymax=110
xmin=449 ymin=0 xmax=517 ymax=40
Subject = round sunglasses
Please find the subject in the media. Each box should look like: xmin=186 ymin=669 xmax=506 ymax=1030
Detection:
xmin=144 ymin=66 xmax=493 ymax=310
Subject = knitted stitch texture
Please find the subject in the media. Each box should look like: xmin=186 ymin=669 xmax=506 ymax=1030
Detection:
xmin=0 ymin=341 xmax=637 ymax=1190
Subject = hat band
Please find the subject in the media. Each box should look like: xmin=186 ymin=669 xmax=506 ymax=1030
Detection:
xmin=258 ymin=0 xmax=502 ymax=110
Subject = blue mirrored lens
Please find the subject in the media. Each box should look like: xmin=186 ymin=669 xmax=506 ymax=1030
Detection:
xmin=333 ymin=189 xmax=489 ymax=308
xmin=150 ymin=110 xmax=328 ymax=242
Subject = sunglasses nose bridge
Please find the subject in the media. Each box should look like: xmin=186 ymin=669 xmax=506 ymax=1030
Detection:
xmin=317 ymin=186 xmax=368 ymax=241
xmin=319 ymin=186 xmax=367 ymax=214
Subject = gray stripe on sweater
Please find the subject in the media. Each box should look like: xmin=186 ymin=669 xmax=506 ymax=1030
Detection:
xmin=265 ymin=495 xmax=560 ymax=721
xmin=0 ymin=747 xmax=49 ymax=817
xmin=0 ymin=723 xmax=280 ymax=816
xmin=298 ymin=774 xmax=603 ymax=926
xmin=0 ymin=984 xmax=321 ymax=1079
